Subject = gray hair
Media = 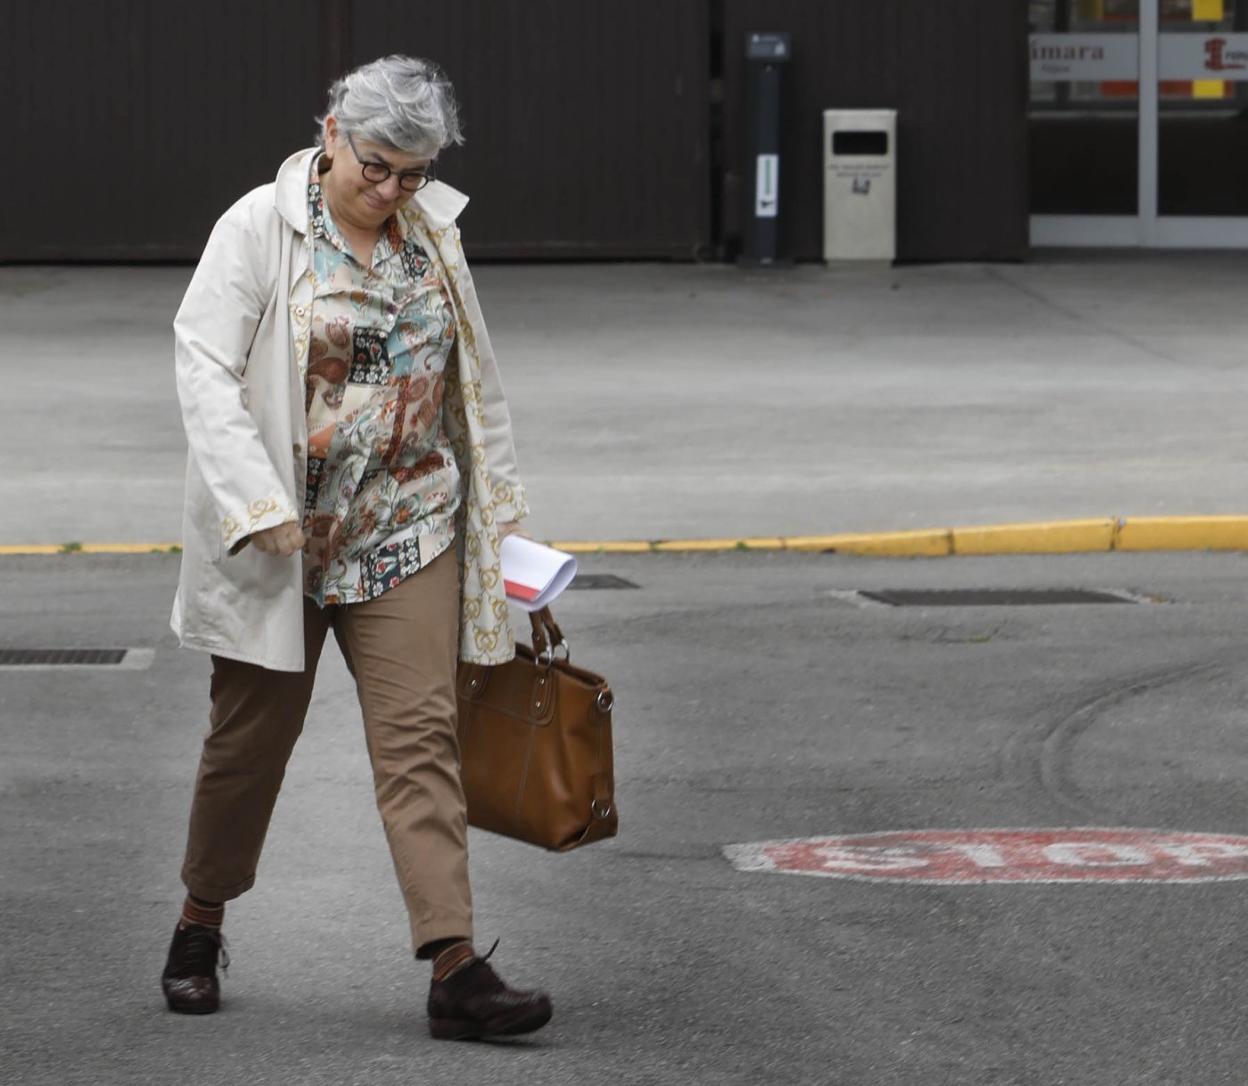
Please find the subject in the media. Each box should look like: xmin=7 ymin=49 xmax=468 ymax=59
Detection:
xmin=316 ymin=55 xmax=464 ymax=158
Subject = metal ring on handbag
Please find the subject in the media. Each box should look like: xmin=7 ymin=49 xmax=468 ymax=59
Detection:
xmin=591 ymin=798 xmax=613 ymax=819
xmin=536 ymin=645 xmax=555 ymax=667
xmin=554 ymin=638 xmax=570 ymax=662
xmin=596 ymin=689 xmax=614 ymax=713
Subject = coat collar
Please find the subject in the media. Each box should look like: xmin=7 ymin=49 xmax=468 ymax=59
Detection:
xmin=273 ymin=146 xmax=470 ymax=235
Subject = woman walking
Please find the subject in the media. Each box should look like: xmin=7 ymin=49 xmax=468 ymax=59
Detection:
xmin=162 ymin=54 xmax=550 ymax=1040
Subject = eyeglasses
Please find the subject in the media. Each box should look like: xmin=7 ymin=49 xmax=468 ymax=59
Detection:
xmin=346 ymin=134 xmax=436 ymax=192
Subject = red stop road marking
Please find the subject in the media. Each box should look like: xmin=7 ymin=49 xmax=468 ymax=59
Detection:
xmin=723 ymin=829 xmax=1248 ymax=884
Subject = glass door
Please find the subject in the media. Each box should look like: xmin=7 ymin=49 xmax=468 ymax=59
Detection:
xmin=1154 ymin=0 xmax=1248 ymax=242
xmin=1030 ymin=1 xmax=1144 ymax=245
xmin=1030 ymin=0 xmax=1248 ymax=246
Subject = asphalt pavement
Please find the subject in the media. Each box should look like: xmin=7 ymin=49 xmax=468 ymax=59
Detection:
xmin=4 ymin=549 xmax=1248 ymax=1085
xmin=6 ymin=251 xmax=1248 ymax=1083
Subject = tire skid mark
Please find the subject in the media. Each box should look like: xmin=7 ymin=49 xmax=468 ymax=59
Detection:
xmin=1002 ymin=659 xmax=1224 ymax=821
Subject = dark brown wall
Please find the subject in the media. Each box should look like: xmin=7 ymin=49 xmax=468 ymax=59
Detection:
xmin=2 ymin=0 xmax=710 ymax=262
xmin=3 ymin=1 xmax=1026 ymax=263
xmin=351 ymin=0 xmax=712 ymax=259
xmin=721 ymin=0 xmax=1029 ymax=262
xmin=2 ymin=0 xmax=327 ymax=261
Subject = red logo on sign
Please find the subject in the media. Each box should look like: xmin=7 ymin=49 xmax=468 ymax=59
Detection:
xmin=724 ymin=829 xmax=1248 ymax=884
xmin=1206 ymin=38 xmax=1246 ymax=71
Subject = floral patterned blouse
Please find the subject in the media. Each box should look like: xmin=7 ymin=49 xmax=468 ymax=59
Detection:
xmin=301 ymin=166 xmax=461 ymax=606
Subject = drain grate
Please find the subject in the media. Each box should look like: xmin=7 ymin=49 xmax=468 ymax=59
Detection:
xmin=568 ymin=574 xmax=640 ymax=591
xmin=0 ymin=648 xmax=128 ymax=666
xmin=0 ymin=648 xmax=154 ymax=670
xmin=859 ymin=589 xmax=1136 ymax=608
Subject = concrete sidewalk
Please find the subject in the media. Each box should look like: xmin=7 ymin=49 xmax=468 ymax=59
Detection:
xmin=4 ymin=251 xmax=1248 ymax=547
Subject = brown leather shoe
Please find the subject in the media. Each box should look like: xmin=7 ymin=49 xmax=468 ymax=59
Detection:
xmin=161 ymin=923 xmax=228 ymax=1014
xmin=427 ymin=947 xmax=552 ymax=1040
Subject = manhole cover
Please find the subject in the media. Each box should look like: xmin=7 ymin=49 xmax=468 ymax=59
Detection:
xmin=859 ymin=589 xmax=1135 ymax=607
xmin=568 ymin=575 xmax=639 ymax=590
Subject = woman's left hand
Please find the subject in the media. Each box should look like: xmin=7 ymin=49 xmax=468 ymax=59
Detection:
xmin=497 ymin=520 xmax=529 ymax=542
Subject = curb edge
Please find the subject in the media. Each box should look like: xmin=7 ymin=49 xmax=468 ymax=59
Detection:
xmin=10 ymin=515 xmax=1248 ymax=557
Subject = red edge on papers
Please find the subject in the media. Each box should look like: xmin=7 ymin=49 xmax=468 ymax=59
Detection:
xmin=504 ymin=578 xmax=541 ymax=602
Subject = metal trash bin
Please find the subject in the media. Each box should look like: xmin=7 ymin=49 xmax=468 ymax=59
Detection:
xmin=823 ymin=109 xmax=897 ymax=262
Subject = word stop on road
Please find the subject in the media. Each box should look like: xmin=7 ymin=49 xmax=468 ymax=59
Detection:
xmin=724 ymin=829 xmax=1248 ymax=884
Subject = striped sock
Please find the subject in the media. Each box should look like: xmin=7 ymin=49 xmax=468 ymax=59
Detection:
xmin=431 ymin=940 xmax=476 ymax=982
xmin=179 ymin=894 xmax=225 ymax=930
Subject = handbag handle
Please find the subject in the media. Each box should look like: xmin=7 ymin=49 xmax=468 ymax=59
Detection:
xmin=529 ymin=606 xmax=569 ymax=664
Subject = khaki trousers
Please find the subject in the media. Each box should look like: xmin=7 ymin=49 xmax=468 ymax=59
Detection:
xmin=179 ymin=547 xmax=472 ymax=952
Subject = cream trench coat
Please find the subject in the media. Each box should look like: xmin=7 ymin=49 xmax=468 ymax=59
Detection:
xmin=170 ymin=147 xmax=528 ymax=673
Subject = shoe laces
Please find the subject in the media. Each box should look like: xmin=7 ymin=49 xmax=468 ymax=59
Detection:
xmin=183 ymin=925 xmax=230 ymax=976
xmin=458 ymin=939 xmax=506 ymax=993
xmin=433 ymin=938 xmax=505 ymax=994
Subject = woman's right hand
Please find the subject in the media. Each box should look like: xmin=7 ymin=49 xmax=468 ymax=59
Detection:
xmin=248 ymin=521 xmax=307 ymax=557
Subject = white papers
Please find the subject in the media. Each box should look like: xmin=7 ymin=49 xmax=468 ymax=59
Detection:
xmin=501 ymin=535 xmax=578 ymax=612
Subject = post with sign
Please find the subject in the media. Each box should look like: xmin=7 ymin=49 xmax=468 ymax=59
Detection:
xmin=740 ymin=32 xmax=791 ymax=266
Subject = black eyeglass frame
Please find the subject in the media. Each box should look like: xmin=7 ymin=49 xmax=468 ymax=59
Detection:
xmin=346 ymin=133 xmax=436 ymax=193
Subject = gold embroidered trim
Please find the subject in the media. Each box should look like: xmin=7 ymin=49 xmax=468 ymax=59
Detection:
xmin=402 ymin=206 xmax=527 ymax=666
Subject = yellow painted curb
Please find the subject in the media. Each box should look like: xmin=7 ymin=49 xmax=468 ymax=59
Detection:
xmin=1116 ymin=515 xmax=1248 ymax=552
xmin=786 ymin=530 xmax=952 ymax=557
xmin=10 ymin=516 xmax=1248 ymax=558
xmin=548 ymin=540 xmax=655 ymax=554
xmin=953 ymin=519 xmax=1118 ymax=556
xmin=0 ymin=543 xmax=182 ymax=556
xmin=651 ymin=537 xmax=787 ymax=552
xmin=81 ymin=543 xmax=182 ymax=554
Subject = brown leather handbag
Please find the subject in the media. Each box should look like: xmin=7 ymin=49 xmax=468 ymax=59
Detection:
xmin=455 ymin=607 xmax=618 ymax=851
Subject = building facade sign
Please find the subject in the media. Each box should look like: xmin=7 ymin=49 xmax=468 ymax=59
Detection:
xmin=1163 ymin=34 xmax=1248 ymax=80
xmin=1031 ymin=33 xmax=1248 ymax=83
xmin=1030 ymin=33 xmax=1138 ymax=81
